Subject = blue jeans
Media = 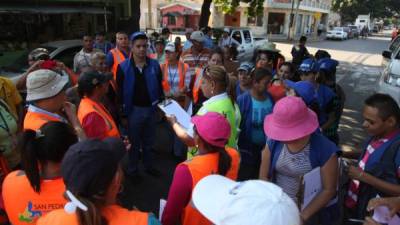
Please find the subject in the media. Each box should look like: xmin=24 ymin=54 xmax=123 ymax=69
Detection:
xmin=127 ymin=106 xmax=156 ymax=174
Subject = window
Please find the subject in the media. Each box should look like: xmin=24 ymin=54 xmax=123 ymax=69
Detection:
xmin=389 ymin=36 xmax=400 ymax=52
xmin=243 ymin=30 xmax=252 ymax=43
xmin=267 ymin=13 xmax=285 ymax=34
xmin=247 ymin=16 xmax=263 ymax=27
xmin=168 ymin=16 xmax=176 ymax=25
xmin=232 ymin=31 xmax=242 ymax=44
xmin=53 ymin=46 xmax=82 ymax=69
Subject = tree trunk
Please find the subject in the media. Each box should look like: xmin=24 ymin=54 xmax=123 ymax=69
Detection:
xmin=129 ymin=0 xmax=141 ymax=33
xmin=199 ymin=0 xmax=212 ymax=29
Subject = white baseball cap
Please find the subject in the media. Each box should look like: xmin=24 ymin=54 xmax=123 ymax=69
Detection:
xmin=192 ymin=175 xmax=300 ymax=225
xmin=223 ymin=28 xmax=230 ymax=33
xmin=26 ymin=69 xmax=69 ymax=101
xmin=190 ymin=31 xmax=205 ymax=43
xmin=165 ymin=42 xmax=176 ymax=52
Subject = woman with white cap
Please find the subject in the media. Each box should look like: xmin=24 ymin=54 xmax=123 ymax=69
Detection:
xmin=259 ymin=96 xmax=339 ymax=225
xmin=162 ymin=112 xmax=240 ymax=225
xmin=37 ymin=138 xmax=160 ymax=225
xmin=161 ymin=42 xmax=191 ymax=161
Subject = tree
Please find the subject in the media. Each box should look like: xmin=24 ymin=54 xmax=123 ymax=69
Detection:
xmin=198 ymin=0 xmax=264 ymax=28
xmin=332 ymin=0 xmax=399 ymax=23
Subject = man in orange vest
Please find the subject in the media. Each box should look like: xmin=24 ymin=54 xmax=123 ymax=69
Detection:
xmin=24 ymin=69 xmax=86 ymax=139
xmin=106 ymin=32 xmax=130 ymax=81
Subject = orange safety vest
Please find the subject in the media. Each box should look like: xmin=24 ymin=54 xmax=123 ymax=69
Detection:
xmin=161 ymin=61 xmax=188 ymax=93
xmin=77 ymin=97 xmax=120 ymax=138
xmin=180 ymin=147 xmax=240 ymax=225
xmin=23 ymin=110 xmax=62 ymax=131
xmin=192 ymin=68 xmax=203 ymax=104
xmin=110 ymin=48 xmax=126 ymax=81
xmin=37 ymin=205 xmax=149 ymax=225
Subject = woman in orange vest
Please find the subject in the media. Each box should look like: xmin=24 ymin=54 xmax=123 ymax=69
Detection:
xmin=37 ymin=138 xmax=161 ymax=225
xmin=161 ymin=112 xmax=240 ymax=225
xmin=162 ymin=42 xmax=190 ymax=107
xmin=77 ymin=71 xmax=120 ymax=139
xmin=191 ymin=49 xmax=224 ymax=114
xmin=3 ymin=121 xmax=78 ymax=225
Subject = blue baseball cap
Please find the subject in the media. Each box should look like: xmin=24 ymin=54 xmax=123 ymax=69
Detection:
xmin=317 ymin=58 xmax=339 ymax=73
xmin=237 ymin=62 xmax=253 ymax=73
xmin=130 ymin=31 xmax=148 ymax=41
xmin=299 ymin=58 xmax=318 ymax=73
xmin=285 ymin=80 xmax=317 ymax=105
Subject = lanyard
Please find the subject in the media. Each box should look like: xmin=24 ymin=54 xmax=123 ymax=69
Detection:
xmin=168 ymin=65 xmax=179 ymax=90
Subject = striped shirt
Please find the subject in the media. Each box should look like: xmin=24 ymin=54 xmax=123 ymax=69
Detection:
xmin=180 ymin=48 xmax=211 ymax=78
xmin=275 ymin=144 xmax=312 ymax=203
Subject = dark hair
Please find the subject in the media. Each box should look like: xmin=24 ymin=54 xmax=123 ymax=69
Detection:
xmin=251 ymin=68 xmax=273 ymax=82
xmin=210 ymin=48 xmax=225 ymax=64
xmin=225 ymin=45 xmax=238 ymax=61
xmin=365 ymin=93 xmax=400 ymax=125
xmin=315 ymin=50 xmax=331 ymax=60
xmin=19 ymin=122 xmax=78 ymax=193
xmin=256 ymin=52 xmax=273 ymax=63
xmin=300 ymin=36 xmax=307 ymax=43
xmin=83 ymin=34 xmax=93 ymax=39
xmin=197 ymin=132 xmax=231 ymax=176
xmin=77 ymin=71 xmax=103 ymax=98
xmin=279 ymin=62 xmax=295 ymax=73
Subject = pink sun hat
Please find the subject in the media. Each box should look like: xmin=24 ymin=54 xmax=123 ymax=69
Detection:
xmin=191 ymin=112 xmax=231 ymax=148
xmin=264 ymin=96 xmax=318 ymax=141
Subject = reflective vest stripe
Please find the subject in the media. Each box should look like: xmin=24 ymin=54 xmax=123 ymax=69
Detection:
xmin=111 ymin=48 xmax=126 ymax=81
xmin=192 ymin=68 xmax=203 ymax=104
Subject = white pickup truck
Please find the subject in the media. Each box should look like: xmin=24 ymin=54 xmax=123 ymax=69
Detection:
xmin=215 ymin=27 xmax=268 ymax=61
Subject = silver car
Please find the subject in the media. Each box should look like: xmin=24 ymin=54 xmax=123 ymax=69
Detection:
xmin=0 ymin=40 xmax=82 ymax=82
xmin=377 ymin=36 xmax=400 ymax=105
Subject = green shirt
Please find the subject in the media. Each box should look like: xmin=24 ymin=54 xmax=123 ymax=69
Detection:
xmin=0 ymin=101 xmax=19 ymax=168
xmin=188 ymin=93 xmax=241 ymax=159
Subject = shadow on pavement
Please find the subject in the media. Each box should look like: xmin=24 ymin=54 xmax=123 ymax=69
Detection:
xmin=118 ymin=121 xmax=179 ymax=217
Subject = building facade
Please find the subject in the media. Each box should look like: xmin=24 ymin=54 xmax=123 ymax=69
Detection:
xmin=210 ymin=0 xmax=331 ymax=38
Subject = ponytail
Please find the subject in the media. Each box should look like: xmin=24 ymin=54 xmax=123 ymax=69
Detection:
xmin=201 ymin=139 xmax=232 ymax=176
xmin=75 ymin=195 xmax=107 ymax=225
xmin=216 ymin=147 xmax=232 ymax=176
xmin=19 ymin=122 xmax=78 ymax=193
xmin=206 ymin=65 xmax=236 ymax=106
xmin=19 ymin=130 xmax=41 ymax=192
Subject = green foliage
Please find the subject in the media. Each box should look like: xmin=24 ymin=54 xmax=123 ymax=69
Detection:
xmin=332 ymin=0 xmax=399 ymax=23
xmin=213 ymin=0 xmax=265 ymax=17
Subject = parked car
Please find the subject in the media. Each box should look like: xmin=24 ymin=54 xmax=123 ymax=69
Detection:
xmin=0 ymin=40 xmax=82 ymax=83
xmin=343 ymin=27 xmax=354 ymax=39
xmin=382 ymin=36 xmax=400 ymax=67
xmin=348 ymin=25 xmax=360 ymax=39
xmin=326 ymin=27 xmax=348 ymax=40
xmin=377 ymin=36 xmax=400 ymax=105
xmin=214 ymin=27 xmax=268 ymax=61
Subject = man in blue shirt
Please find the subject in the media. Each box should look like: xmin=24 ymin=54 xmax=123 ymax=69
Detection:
xmin=201 ymin=27 xmax=214 ymax=49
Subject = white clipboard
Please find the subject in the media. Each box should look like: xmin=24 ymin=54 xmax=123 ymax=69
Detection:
xmin=158 ymin=99 xmax=193 ymax=137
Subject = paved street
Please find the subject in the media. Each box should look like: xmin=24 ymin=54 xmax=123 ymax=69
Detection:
xmin=120 ymin=35 xmax=393 ymax=217
xmin=277 ymin=36 xmax=391 ymax=154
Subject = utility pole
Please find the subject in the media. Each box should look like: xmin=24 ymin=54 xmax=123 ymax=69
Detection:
xmin=148 ymin=0 xmax=152 ymax=28
xmin=291 ymin=0 xmax=302 ymax=40
xmin=287 ymin=0 xmax=296 ymax=40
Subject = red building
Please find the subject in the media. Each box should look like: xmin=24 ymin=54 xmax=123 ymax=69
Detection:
xmin=159 ymin=2 xmax=201 ymax=32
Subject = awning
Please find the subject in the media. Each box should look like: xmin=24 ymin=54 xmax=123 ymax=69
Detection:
xmin=163 ymin=12 xmax=182 ymax=17
xmin=0 ymin=5 xmax=111 ymax=14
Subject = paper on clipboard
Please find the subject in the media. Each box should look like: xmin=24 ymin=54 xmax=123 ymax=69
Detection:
xmin=158 ymin=99 xmax=193 ymax=137
xmin=301 ymin=167 xmax=322 ymax=210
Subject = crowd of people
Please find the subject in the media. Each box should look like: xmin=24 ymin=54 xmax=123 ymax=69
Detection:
xmin=0 ymin=26 xmax=399 ymax=225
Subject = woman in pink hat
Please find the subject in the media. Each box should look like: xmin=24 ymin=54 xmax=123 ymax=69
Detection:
xmin=162 ymin=112 xmax=240 ymax=225
xmin=259 ymin=96 xmax=339 ymax=225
